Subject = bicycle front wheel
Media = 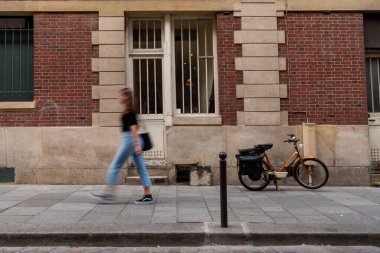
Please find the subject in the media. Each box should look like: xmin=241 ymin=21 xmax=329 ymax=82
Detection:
xmin=238 ymin=161 xmax=271 ymax=191
xmin=294 ymin=158 xmax=329 ymax=189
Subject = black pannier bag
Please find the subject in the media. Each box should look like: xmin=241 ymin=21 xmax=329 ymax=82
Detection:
xmin=238 ymin=155 xmax=264 ymax=181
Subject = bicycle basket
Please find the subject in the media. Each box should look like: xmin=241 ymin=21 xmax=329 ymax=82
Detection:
xmin=238 ymin=155 xmax=264 ymax=180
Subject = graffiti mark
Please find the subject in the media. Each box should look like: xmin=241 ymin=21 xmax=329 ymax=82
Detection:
xmin=39 ymin=100 xmax=65 ymax=120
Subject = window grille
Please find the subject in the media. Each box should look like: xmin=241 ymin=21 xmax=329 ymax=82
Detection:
xmin=174 ymin=19 xmax=215 ymax=114
xmin=130 ymin=19 xmax=163 ymax=115
xmin=132 ymin=19 xmax=162 ymax=50
xmin=366 ymin=57 xmax=380 ymax=113
xmin=0 ymin=17 xmax=33 ymax=101
xmin=133 ymin=58 xmax=163 ymax=114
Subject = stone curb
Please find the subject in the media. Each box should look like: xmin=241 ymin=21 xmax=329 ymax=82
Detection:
xmin=1 ymin=231 xmax=380 ymax=247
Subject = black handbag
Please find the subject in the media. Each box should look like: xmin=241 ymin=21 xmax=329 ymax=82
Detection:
xmin=137 ymin=116 xmax=153 ymax=151
xmin=140 ymin=132 xmax=153 ymax=151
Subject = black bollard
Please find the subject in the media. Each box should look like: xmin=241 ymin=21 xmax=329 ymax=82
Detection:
xmin=219 ymin=152 xmax=228 ymax=228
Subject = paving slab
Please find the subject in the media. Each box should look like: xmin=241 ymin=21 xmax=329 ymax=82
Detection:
xmin=0 ymin=185 xmax=379 ymax=246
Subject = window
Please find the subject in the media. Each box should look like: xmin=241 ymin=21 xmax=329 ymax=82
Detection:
xmin=129 ymin=19 xmax=163 ymax=115
xmin=174 ymin=18 xmax=215 ymax=114
xmin=0 ymin=17 xmax=33 ymax=101
xmin=366 ymin=58 xmax=380 ymax=113
xmin=128 ymin=16 xmax=217 ymax=117
xmin=365 ymin=15 xmax=380 ymax=113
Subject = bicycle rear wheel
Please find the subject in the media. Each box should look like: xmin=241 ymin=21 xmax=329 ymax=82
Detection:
xmin=238 ymin=161 xmax=271 ymax=191
xmin=294 ymin=158 xmax=329 ymax=189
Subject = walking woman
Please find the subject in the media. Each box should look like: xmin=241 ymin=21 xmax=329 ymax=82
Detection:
xmin=90 ymin=88 xmax=153 ymax=204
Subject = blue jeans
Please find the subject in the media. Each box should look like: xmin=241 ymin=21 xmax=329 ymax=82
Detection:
xmin=106 ymin=132 xmax=152 ymax=188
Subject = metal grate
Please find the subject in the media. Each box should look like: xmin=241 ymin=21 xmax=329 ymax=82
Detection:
xmin=0 ymin=17 xmax=34 ymax=101
xmin=370 ymin=148 xmax=380 ymax=173
xmin=174 ymin=19 xmax=215 ymax=114
xmin=176 ymin=164 xmax=196 ymax=184
xmin=133 ymin=58 xmax=163 ymax=115
xmin=0 ymin=167 xmax=15 ymax=182
xmin=143 ymin=149 xmax=163 ymax=159
xmin=365 ymin=58 xmax=380 ymax=113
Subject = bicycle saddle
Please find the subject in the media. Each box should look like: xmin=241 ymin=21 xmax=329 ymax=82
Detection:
xmin=254 ymin=144 xmax=273 ymax=151
xmin=238 ymin=143 xmax=273 ymax=156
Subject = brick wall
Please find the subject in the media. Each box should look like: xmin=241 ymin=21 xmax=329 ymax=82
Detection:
xmin=0 ymin=13 xmax=99 ymax=127
xmin=217 ymin=13 xmax=243 ymax=125
xmin=278 ymin=13 xmax=368 ymax=125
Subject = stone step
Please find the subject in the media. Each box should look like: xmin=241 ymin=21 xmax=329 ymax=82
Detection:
xmin=126 ymin=175 xmax=169 ymax=185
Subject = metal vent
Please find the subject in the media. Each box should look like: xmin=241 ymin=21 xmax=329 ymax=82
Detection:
xmin=370 ymin=148 xmax=380 ymax=173
xmin=0 ymin=167 xmax=15 ymax=182
xmin=143 ymin=150 xmax=164 ymax=159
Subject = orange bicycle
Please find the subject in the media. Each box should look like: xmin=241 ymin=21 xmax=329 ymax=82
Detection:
xmin=236 ymin=134 xmax=329 ymax=191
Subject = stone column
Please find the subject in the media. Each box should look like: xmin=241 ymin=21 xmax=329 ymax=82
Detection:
xmin=92 ymin=13 xmax=125 ymax=127
xmin=234 ymin=0 xmax=288 ymax=126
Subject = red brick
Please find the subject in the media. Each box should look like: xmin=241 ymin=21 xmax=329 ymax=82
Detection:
xmin=278 ymin=12 xmax=367 ymax=125
xmin=217 ymin=13 xmax=243 ymax=125
xmin=0 ymin=13 xmax=99 ymax=127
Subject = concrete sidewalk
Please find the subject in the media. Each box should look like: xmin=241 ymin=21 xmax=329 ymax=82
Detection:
xmin=0 ymin=184 xmax=380 ymax=246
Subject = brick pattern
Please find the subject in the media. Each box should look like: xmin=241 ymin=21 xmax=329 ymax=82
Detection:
xmin=0 ymin=13 xmax=99 ymax=127
xmin=278 ymin=12 xmax=368 ymax=125
xmin=217 ymin=13 xmax=244 ymax=125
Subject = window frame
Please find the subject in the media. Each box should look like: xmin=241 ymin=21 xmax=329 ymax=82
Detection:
xmin=126 ymin=14 xmax=221 ymax=124
xmin=127 ymin=16 xmax=165 ymax=119
xmin=171 ymin=14 xmax=219 ymax=117
xmin=0 ymin=16 xmax=34 ymax=104
xmin=128 ymin=17 xmax=164 ymax=55
xmin=366 ymin=55 xmax=380 ymax=113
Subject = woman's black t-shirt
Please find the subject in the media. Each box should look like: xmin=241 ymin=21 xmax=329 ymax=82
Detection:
xmin=121 ymin=110 xmax=138 ymax=132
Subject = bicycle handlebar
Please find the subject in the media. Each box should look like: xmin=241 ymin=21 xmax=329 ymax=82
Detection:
xmin=284 ymin=134 xmax=299 ymax=143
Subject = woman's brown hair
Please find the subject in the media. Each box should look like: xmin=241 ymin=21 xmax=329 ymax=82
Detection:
xmin=119 ymin=88 xmax=134 ymax=113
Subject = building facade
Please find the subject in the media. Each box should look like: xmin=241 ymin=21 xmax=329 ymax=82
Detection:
xmin=0 ymin=0 xmax=378 ymax=185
